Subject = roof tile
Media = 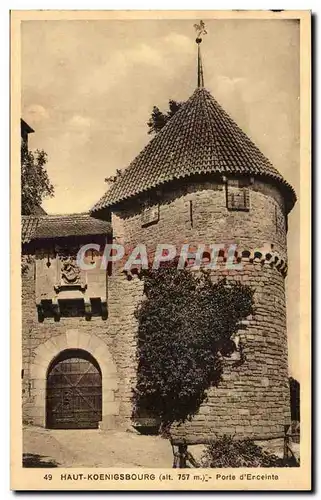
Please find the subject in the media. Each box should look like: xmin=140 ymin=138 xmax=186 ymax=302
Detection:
xmin=21 ymin=216 xmax=39 ymax=243
xmin=91 ymin=87 xmax=296 ymax=213
xmin=22 ymin=213 xmax=111 ymax=243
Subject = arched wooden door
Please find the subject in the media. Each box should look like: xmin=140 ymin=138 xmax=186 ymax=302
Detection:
xmin=46 ymin=349 xmax=102 ymax=429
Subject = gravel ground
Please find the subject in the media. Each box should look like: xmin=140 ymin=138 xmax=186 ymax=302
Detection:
xmin=23 ymin=425 xmax=173 ymax=468
xmin=23 ymin=426 xmax=300 ymax=469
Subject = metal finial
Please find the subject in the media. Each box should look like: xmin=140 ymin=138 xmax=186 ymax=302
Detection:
xmin=194 ymin=20 xmax=207 ymax=44
xmin=193 ymin=20 xmax=207 ymax=88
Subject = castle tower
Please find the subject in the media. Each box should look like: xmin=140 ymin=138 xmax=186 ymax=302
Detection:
xmin=91 ymin=36 xmax=296 ymax=438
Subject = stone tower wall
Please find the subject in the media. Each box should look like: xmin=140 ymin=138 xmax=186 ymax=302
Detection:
xmin=108 ymin=177 xmax=291 ymax=437
xmin=111 ymin=178 xmax=288 ymax=260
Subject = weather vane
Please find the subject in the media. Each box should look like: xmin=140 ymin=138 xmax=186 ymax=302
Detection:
xmin=193 ymin=20 xmax=207 ymax=87
xmin=194 ymin=20 xmax=207 ymax=44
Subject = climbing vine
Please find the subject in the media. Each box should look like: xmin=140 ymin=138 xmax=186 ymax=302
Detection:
xmin=133 ymin=267 xmax=255 ymax=426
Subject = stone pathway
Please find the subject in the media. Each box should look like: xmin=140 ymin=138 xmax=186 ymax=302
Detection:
xmin=23 ymin=425 xmax=173 ymax=468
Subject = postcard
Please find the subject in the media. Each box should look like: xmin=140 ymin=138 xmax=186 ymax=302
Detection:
xmin=11 ymin=9 xmax=311 ymax=491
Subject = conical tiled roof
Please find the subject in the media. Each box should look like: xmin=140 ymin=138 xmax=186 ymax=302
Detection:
xmin=91 ymin=87 xmax=296 ymax=213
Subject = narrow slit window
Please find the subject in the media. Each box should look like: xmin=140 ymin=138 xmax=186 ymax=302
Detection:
xmin=141 ymin=204 xmax=159 ymax=227
xmin=226 ymin=184 xmax=250 ymax=211
xmin=189 ymin=200 xmax=193 ymax=228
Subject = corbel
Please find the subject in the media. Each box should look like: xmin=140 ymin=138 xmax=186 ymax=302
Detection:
xmin=84 ymin=299 xmax=92 ymax=321
xmin=101 ymin=298 xmax=108 ymax=320
xmin=36 ymin=302 xmax=44 ymax=323
xmin=52 ymin=298 xmax=60 ymax=322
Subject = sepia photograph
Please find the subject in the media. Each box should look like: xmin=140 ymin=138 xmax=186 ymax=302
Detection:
xmin=11 ymin=9 xmax=311 ymax=491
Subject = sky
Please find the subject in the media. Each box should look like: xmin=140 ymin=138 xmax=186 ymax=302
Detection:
xmin=21 ymin=18 xmax=300 ymax=378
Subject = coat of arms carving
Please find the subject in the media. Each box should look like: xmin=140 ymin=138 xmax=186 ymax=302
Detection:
xmin=54 ymin=249 xmax=87 ymax=293
xmin=60 ymin=256 xmax=81 ymax=284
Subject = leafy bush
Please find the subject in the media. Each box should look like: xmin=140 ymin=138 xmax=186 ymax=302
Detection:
xmin=201 ymin=435 xmax=297 ymax=468
xmin=133 ymin=267 xmax=255 ymax=426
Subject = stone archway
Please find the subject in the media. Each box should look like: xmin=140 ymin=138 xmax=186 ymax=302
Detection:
xmin=29 ymin=330 xmax=119 ymax=429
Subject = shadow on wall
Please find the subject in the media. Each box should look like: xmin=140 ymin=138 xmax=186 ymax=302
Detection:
xmin=22 ymin=453 xmax=59 ymax=468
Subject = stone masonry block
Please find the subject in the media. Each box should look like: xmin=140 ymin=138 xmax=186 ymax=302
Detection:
xmin=87 ymin=334 xmax=105 ymax=354
xmin=77 ymin=331 xmax=91 ymax=351
xmin=105 ymin=401 xmax=120 ymax=416
xmin=102 ymin=390 xmax=115 ymax=403
xmin=52 ymin=333 xmax=68 ymax=353
xmin=65 ymin=329 xmax=80 ymax=349
xmin=34 ymin=343 xmax=54 ymax=364
xmin=102 ymin=378 xmax=119 ymax=390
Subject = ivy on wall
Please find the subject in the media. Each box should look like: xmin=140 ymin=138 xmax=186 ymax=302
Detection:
xmin=21 ymin=255 xmax=34 ymax=276
xmin=133 ymin=266 xmax=255 ymax=427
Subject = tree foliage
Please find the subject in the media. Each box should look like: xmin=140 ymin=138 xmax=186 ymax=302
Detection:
xmin=147 ymin=100 xmax=184 ymax=135
xmin=104 ymin=100 xmax=184 ymax=187
xmin=21 ymin=143 xmax=54 ymax=215
xmin=105 ymin=168 xmax=123 ymax=186
xmin=133 ymin=267 xmax=255 ymax=426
